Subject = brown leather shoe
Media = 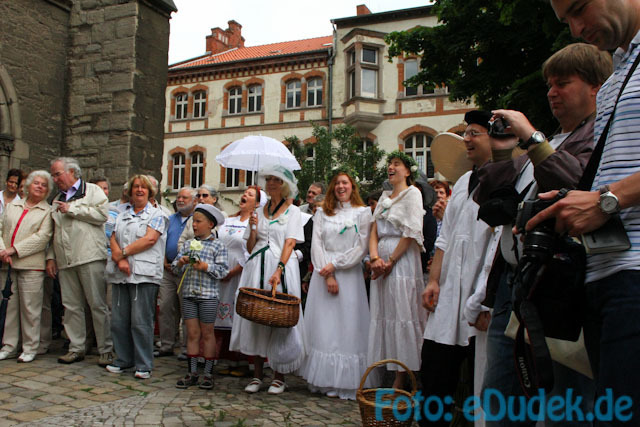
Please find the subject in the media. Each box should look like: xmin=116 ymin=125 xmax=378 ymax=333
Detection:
xmin=58 ymin=351 xmax=85 ymax=364
xmin=98 ymin=352 xmax=113 ymax=367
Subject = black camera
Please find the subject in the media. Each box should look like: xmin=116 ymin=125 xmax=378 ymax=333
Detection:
xmin=514 ymin=188 xmax=569 ymax=262
xmin=489 ymin=117 xmax=514 ymax=139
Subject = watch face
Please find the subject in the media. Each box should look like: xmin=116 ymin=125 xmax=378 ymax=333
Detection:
xmin=532 ymin=131 xmax=545 ymax=144
xmin=601 ymin=195 xmax=619 ymax=213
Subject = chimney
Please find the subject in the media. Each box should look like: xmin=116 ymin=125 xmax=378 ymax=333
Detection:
xmin=205 ymin=21 xmax=245 ymax=55
xmin=226 ymin=20 xmax=245 ymax=49
xmin=356 ymin=4 xmax=371 ymax=15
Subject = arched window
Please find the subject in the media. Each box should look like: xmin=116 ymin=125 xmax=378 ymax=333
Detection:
xmin=228 ymin=87 xmax=242 ymax=114
xmin=286 ymin=80 xmax=301 ymax=109
xmin=357 ymin=138 xmax=375 ymax=181
xmin=248 ymin=85 xmax=262 ymax=113
xmin=404 ymin=134 xmax=434 ymax=178
xmin=307 ymin=78 xmax=323 ymax=107
xmin=175 ymin=93 xmax=188 ymax=120
xmin=193 ymin=91 xmax=206 ymax=118
xmin=190 ymin=152 xmax=204 ymax=188
xmin=172 ymin=153 xmax=185 ymax=189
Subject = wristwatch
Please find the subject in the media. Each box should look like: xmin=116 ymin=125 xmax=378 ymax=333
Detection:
xmin=122 ymin=248 xmax=128 ymax=258
xmin=599 ymin=185 xmax=620 ymax=215
xmin=518 ymin=130 xmax=546 ymax=150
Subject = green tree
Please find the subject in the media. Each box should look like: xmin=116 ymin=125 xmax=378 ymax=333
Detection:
xmin=385 ymin=0 xmax=575 ymax=134
xmin=286 ymin=124 xmax=386 ymax=198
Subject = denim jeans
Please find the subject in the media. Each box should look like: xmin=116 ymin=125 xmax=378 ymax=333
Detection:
xmin=584 ymin=270 xmax=640 ymax=426
xmin=111 ymin=282 xmax=158 ymax=372
xmin=483 ymin=268 xmax=594 ymax=426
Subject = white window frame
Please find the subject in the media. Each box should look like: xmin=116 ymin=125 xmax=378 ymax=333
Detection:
xmin=226 ymin=167 xmax=241 ymax=188
xmin=193 ymin=91 xmax=206 ymax=118
xmin=286 ymin=80 xmax=301 ymax=109
xmin=307 ymin=78 xmax=323 ymax=107
xmin=228 ymin=87 xmax=242 ymax=114
xmin=248 ymin=85 xmax=262 ymax=113
xmin=172 ymin=153 xmax=185 ymax=189
xmin=404 ymin=134 xmax=434 ymax=178
xmin=361 ymin=68 xmax=378 ymax=98
xmin=190 ymin=152 xmax=204 ymax=188
xmin=245 ymin=170 xmax=257 ymax=186
xmin=362 ymin=47 xmax=378 ymax=64
xmin=404 ymin=60 xmax=419 ymax=97
xmin=175 ymin=93 xmax=188 ymax=120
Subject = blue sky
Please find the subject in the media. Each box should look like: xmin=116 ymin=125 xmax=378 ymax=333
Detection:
xmin=168 ymin=0 xmax=431 ymax=64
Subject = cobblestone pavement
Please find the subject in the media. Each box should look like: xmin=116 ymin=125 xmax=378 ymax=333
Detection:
xmin=0 ymin=341 xmax=363 ymax=426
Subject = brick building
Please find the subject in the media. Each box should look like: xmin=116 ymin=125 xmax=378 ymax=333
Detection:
xmin=163 ymin=4 xmax=474 ymax=210
xmin=0 ymin=0 xmax=176 ymax=195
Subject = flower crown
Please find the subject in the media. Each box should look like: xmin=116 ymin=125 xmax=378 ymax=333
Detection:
xmin=326 ymin=165 xmax=361 ymax=184
xmin=386 ymin=150 xmax=419 ymax=178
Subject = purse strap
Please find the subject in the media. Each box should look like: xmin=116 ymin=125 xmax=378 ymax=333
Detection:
xmin=578 ymin=48 xmax=640 ymax=191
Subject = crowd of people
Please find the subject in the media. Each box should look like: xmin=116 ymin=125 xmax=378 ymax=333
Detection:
xmin=1 ymin=0 xmax=640 ymax=423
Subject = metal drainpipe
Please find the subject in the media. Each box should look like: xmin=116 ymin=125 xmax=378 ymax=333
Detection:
xmin=328 ymin=24 xmax=337 ymax=133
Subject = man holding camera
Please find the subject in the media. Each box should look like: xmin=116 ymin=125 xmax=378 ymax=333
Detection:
xmin=471 ymin=43 xmax=612 ymax=425
xmin=524 ymin=0 xmax=640 ymax=421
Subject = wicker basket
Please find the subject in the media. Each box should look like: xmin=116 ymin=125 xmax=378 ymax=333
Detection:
xmin=235 ymin=286 xmax=300 ymax=328
xmin=357 ymin=359 xmax=417 ymax=427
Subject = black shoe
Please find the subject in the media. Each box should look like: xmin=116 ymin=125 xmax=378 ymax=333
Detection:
xmin=153 ymin=350 xmax=174 ymax=357
xmin=199 ymin=375 xmax=214 ymax=390
xmin=176 ymin=373 xmax=199 ymax=389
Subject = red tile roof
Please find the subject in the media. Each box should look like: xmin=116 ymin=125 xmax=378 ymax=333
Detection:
xmin=170 ymin=36 xmax=333 ymax=70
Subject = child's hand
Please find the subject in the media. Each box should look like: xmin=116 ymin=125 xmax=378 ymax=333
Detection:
xmin=193 ymin=260 xmax=209 ymax=272
xmin=177 ymin=256 xmax=190 ymax=267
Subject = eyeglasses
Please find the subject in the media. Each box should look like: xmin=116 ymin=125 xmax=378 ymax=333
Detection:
xmin=463 ymin=130 xmax=488 ymax=138
xmin=265 ymin=176 xmax=281 ymax=182
xmin=196 ymin=193 xmax=211 ymax=198
xmin=51 ymin=171 xmax=65 ymax=179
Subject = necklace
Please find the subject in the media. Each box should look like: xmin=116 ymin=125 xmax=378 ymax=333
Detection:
xmin=267 ymin=198 xmax=286 ymax=218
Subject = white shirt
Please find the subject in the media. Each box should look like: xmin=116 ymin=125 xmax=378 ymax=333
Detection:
xmin=423 ymin=171 xmax=500 ymax=346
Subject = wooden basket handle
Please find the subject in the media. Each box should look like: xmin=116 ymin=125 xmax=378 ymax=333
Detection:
xmin=358 ymin=359 xmax=417 ymax=396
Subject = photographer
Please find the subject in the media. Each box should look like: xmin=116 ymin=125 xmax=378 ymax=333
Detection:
xmin=526 ymin=0 xmax=640 ymax=420
xmin=470 ymin=43 xmax=612 ymax=425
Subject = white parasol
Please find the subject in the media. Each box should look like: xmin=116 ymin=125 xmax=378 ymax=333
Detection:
xmin=215 ymin=135 xmax=301 ymax=172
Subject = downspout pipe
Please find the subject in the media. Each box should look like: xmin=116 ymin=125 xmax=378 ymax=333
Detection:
xmin=328 ymin=23 xmax=337 ymax=133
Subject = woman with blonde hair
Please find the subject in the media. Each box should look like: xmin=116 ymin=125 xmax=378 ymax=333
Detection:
xmin=0 ymin=171 xmax=54 ymax=363
xmin=300 ymin=169 xmax=372 ymax=399
xmin=105 ymin=174 xmax=168 ymax=379
xmin=230 ymin=165 xmax=305 ymax=395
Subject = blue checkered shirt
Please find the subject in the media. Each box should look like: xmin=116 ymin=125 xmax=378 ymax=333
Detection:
xmin=172 ymin=234 xmax=229 ymax=299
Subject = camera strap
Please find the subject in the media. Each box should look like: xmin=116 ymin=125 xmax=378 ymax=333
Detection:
xmin=578 ymin=48 xmax=640 ymax=191
xmin=512 ymin=259 xmax=555 ymax=396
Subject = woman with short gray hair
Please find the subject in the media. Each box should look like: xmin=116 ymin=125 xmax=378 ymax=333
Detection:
xmin=0 ymin=170 xmax=54 ymax=363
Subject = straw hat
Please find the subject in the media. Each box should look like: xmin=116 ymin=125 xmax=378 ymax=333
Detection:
xmin=431 ymin=132 xmax=473 ymax=183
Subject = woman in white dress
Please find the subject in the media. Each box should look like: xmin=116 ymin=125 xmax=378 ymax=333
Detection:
xmin=215 ymin=186 xmax=266 ymax=372
xmin=229 ymin=165 xmax=305 ymax=395
xmin=300 ymin=170 xmax=372 ymax=400
xmin=368 ymin=151 xmax=427 ymax=389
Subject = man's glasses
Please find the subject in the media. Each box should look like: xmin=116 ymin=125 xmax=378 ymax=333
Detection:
xmin=463 ymin=130 xmax=488 ymax=138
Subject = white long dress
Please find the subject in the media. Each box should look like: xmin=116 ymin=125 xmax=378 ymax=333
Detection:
xmin=216 ymin=215 xmax=250 ymax=329
xmin=368 ymin=186 xmax=427 ymax=372
xmin=229 ymin=204 xmax=306 ymax=373
xmin=299 ymin=203 xmax=372 ymax=400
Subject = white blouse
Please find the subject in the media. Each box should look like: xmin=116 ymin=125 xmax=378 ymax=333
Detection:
xmin=311 ymin=203 xmax=372 ymax=271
